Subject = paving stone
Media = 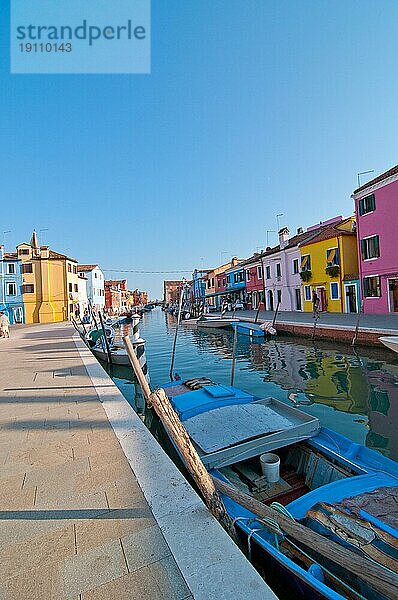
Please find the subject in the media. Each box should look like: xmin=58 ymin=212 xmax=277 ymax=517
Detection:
xmin=121 ymin=524 xmax=171 ymax=572
xmin=63 ymin=538 xmax=128 ymax=597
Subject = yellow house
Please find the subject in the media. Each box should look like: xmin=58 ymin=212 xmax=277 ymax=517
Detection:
xmin=300 ymin=217 xmax=359 ymax=313
xmin=17 ymin=231 xmax=79 ymax=323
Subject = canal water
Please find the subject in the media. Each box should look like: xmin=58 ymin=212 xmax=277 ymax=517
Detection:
xmin=109 ymin=308 xmax=398 ymax=461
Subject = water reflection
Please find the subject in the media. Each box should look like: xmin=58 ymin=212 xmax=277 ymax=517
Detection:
xmin=110 ymin=309 xmax=398 ymax=461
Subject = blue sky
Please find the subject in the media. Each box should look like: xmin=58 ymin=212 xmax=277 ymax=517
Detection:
xmin=2 ymin=1 xmax=398 ymax=297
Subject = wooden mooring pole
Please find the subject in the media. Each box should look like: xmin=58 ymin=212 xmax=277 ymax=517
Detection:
xmin=98 ymin=311 xmax=112 ymax=364
xmin=352 ymin=301 xmax=364 ymax=347
xmin=212 ymin=477 xmax=398 ymax=600
xmin=123 ymin=335 xmax=237 ymax=539
xmin=230 ymin=325 xmax=238 ymax=386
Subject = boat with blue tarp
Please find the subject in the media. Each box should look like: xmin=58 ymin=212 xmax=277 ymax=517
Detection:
xmin=232 ymin=321 xmax=277 ymax=339
xmin=160 ymin=378 xmax=398 ymax=600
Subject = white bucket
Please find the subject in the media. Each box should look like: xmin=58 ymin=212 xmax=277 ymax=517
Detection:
xmin=260 ymin=453 xmax=280 ymax=483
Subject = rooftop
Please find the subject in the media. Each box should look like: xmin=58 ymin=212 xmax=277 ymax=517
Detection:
xmin=77 ymin=264 xmax=98 ymax=272
xmin=353 ymin=164 xmax=398 ymax=194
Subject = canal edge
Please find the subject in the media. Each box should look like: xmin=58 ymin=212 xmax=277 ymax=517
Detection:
xmin=72 ymin=333 xmax=277 ymax=600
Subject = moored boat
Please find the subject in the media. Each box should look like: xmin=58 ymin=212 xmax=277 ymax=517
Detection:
xmin=159 ymin=378 xmax=398 ymax=600
xmin=91 ymin=344 xmax=131 ymax=365
xmin=379 ymin=336 xmax=398 ymax=354
xmin=232 ymin=321 xmax=277 ymax=338
xmin=197 ymin=315 xmax=240 ymax=329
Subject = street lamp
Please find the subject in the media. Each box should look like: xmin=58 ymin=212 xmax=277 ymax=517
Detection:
xmin=357 ymin=170 xmax=374 ymax=188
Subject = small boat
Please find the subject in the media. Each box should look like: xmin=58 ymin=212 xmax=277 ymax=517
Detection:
xmin=232 ymin=321 xmax=277 ymax=339
xmin=91 ymin=343 xmax=131 ymax=366
xmin=197 ymin=316 xmax=240 ymax=329
xmin=379 ymin=336 xmax=398 ymax=354
xmin=160 ymin=378 xmax=398 ymax=600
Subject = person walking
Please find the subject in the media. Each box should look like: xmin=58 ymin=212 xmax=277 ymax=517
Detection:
xmin=0 ymin=311 xmax=10 ymax=338
xmin=312 ymin=291 xmax=320 ymax=318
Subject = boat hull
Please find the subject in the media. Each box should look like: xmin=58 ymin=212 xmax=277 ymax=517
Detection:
xmin=379 ymin=336 xmax=398 ymax=354
xmin=92 ymin=347 xmax=131 ymax=366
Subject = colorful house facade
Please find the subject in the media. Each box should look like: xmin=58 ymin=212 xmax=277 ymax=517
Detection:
xmin=77 ymin=265 xmax=105 ymax=311
xmin=204 ymin=258 xmax=240 ymax=309
xmin=299 ymin=216 xmax=359 ymax=313
xmin=0 ymin=246 xmax=25 ymax=324
xmin=17 ymin=232 xmax=79 ymax=323
xmin=353 ymin=165 xmax=398 ymax=314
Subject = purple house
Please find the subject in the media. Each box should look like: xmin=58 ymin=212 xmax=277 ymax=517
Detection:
xmin=352 ymin=165 xmax=398 ymax=314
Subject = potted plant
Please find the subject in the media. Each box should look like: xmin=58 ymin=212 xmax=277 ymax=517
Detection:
xmin=300 ymin=270 xmax=312 ymax=282
xmin=326 ymin=265 xmax=340 ymax=278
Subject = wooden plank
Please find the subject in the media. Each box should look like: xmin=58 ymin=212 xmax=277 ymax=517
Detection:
xmin=212 ymin=476 xmax=398 ymax=599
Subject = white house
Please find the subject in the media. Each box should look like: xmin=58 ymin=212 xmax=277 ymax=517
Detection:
xmin=77 ymin=274 xmax=89 ymax=316
xmin=77 ymin=264 xmax=105 ymax=311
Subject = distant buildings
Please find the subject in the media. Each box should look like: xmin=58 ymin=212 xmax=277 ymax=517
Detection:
xmin=77 ymin=265 xmax=105 ymax=311
xmin=0 ymin=245 xmax=24 ymax=324
xmin=353 ymin=165 xmax=398 ymax=314
xmin=0 ymin=231 xmax=148 ymax=325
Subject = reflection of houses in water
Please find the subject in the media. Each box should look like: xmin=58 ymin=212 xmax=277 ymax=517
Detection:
xmin=363 ymin=362 xmax=398 ymax=460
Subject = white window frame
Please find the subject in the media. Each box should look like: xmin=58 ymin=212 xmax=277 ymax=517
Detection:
xmin=265 ymin=265 xmax=271 ymax=279
xmin=7 ymin=282 xmax=17 ymax=296
xmin=361 ymin=234 xmax=380 ymax=261
xmin=257 ymin=265 xmax=262 ymax=280
xmin=246 ymin=269 xmax=251 ymax=282
xmin=363 ymin=275 xmax=381 ymax=298
xmin=7 ymin=263 xmax=16 ymax=274
xmin=330 ymin=281 xmax=340 ymax=300
xmin=326 ymin=247 xmax=339 ymax=267
xmin=276 ymin=263 xmax=282 ymax=278
xmin=292 ymin=258 xmax=299 ymax=274
xmin=304 ymin=285 xmax=312 ymax=301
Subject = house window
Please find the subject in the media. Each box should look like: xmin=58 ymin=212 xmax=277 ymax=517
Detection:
xmin=74 ymin=284 xmax=78 ymax=293
xmin=326 ymin=247 xmax=340 ymax=267
xmin=257 ymin=266 xmax=263 ymax=279
xmin=359 ymin=193 xmax=375 ymax=216
xmin=22 ymin=263 xmax=33 ymax=274
xmin=276 ymin=263 xmax=281 ymax=278
xmin=363 ymin=276 xmax=381 ymax=298
xmin=223 ymin=278 xmax=226 ymax=286
xmin=68 ymin=283 xmax=72 ymax=292
xmin=7 ymin=283 xmax=16 ymax=296
xmin=217 ymin=279 xmax=221 ymax=287
xmin=7 ymin=263 xmax=15 ymax=274
xmin=246 ymin=270 xmax=251 ymax=282
xmin=23 ymin=284 xmax=34 ymax=293
xmin=226 ymin=275 xmax=230 ymax=284
xmin=361 ymin=235 xmax=380 ymax=260
xmin=301 ymin=254 xmax=311 ymax=271
xmin=19 ymin=248 xmax=29 ymax=255
xmin=73 ymin=266 xmax=77 ymax=274
xmin=211 ymin=278 xmax=215 ymax=287
xmin=238 ymin=272 xmax=244 ymax=282
xmin=304 ymin=285 xmax=312 ymax=301
xmin=292 ymin=258 xmax=299 ymax=274
xmin=234 ymin=273 xmax=238 ymax=284
xmin=95 ymin=272 xmax=97 ymax=278
xmin=330 ymin=282 xmax=339 ymax=300
xmin=67 ymin=264 xmax=72 ymax=272
xmin=266 ymin=266 xmax=271 ymax=279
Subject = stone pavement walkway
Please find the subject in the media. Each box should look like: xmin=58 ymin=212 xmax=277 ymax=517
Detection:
xmin=0 ymin=323 xmax=275 ymax=600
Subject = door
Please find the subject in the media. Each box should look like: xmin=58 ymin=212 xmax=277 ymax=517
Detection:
xmin=316 ymin=287 xmax=326 ymax=312
xmin=345 ymin=284 xmax=357 ymax=313
xmin=295 ymin=288 xmax=302 ymax=311
xmin=268 ymin=290 xmax=274 ymax=312
xmin=389 ymin=279 xmax=398 ymax=312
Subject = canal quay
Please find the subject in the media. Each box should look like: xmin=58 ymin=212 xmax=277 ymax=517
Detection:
xmin=0 ymin=322 xmax=275 ymax=599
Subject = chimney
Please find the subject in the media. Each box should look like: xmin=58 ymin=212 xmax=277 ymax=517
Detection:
xmin=297 ymin=227 xmax=304 ymax=235
xmin=278 ymin=227 xmax=290 ymax=249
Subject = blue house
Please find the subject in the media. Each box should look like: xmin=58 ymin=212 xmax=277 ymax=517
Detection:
xmin=191 ymin=268 xmax=211 ymax=302
xmin=0 ymin=246 xmax=25 ymax=324
xmin=225 ymin=263 xmax=246 ymax=303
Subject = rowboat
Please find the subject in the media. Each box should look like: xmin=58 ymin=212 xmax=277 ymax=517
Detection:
xmin=232 ymin=321 xmax=277 ymax=338
xmin=379 ymin=336 xmax=398 ymax=354
xmin=160 ymin=378 xmax=398 ymax=600
xmin=91 ymin=345 xmax=131 ymax=365
xmin=197 ymin=316 xmax=240 ymax=329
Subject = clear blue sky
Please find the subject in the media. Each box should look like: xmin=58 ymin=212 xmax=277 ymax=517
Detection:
xmin=2 ymin=1 xmax=398 ymax=297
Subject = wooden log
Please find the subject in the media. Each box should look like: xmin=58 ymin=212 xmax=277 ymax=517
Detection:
xmin=123 ymin=334 xmax=237 ymax=539
xmin=212 ymin=476 xmax=398 ymax=599
xmin=230 ymin=325 xmax=238 ymax=386
xmin=149 ymin=388 xmax=237 ymax=538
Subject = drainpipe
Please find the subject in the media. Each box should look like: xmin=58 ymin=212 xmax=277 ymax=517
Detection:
xmin=337 ymin=236 xmax=344 ymax=313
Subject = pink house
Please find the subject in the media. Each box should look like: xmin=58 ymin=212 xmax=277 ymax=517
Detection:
xmin=353 ymin=165 xmax=398 ymax=314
